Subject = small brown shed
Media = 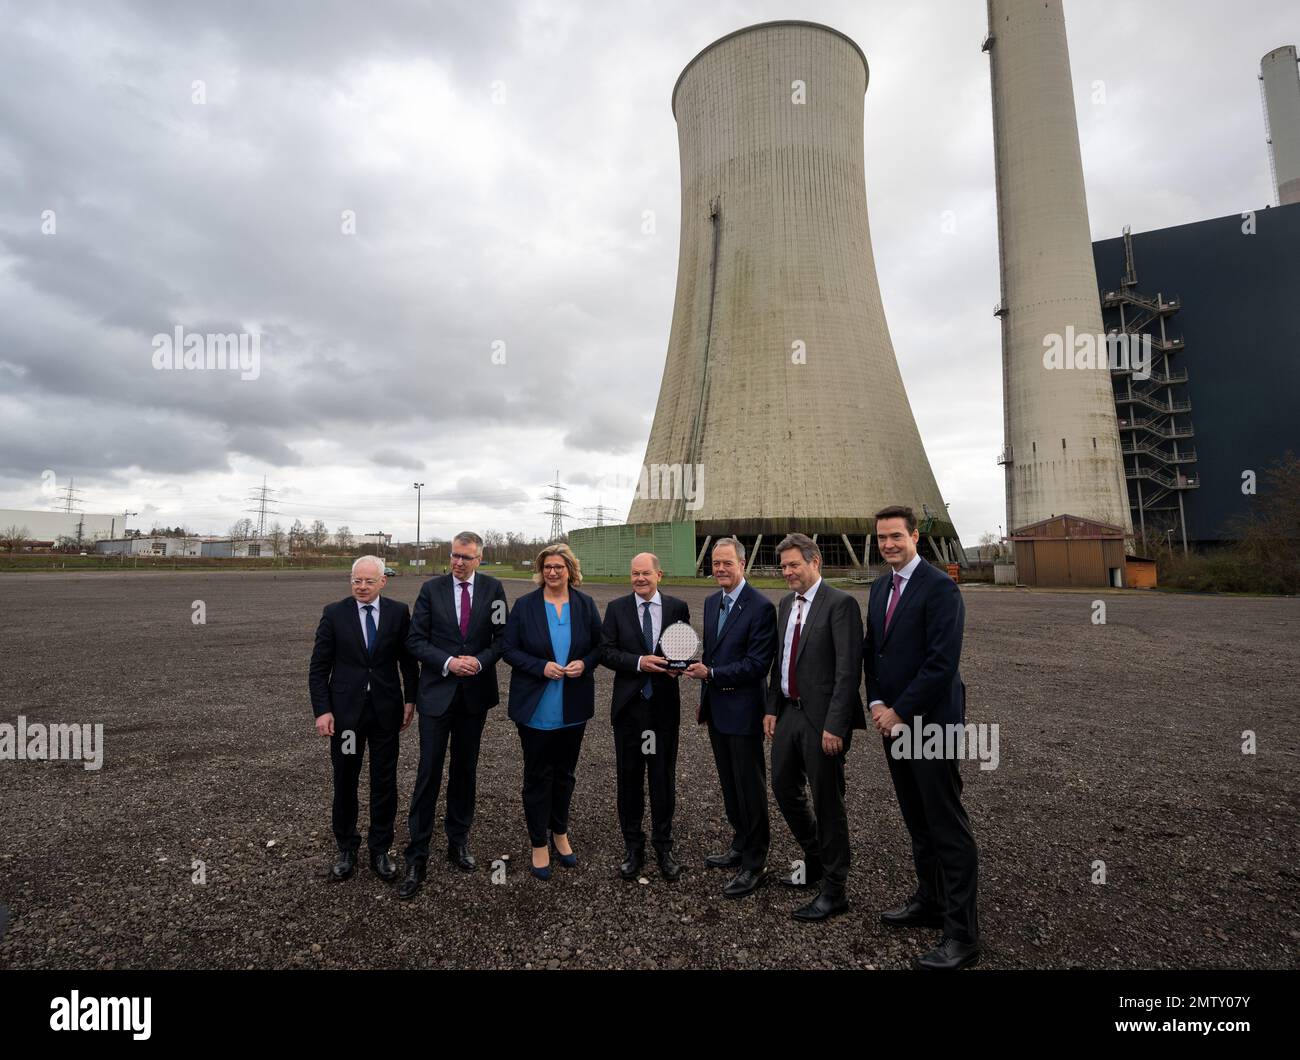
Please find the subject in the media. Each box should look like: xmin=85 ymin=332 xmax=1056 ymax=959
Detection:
xmin=1010 ymin=515 xmax=1129 ymax=588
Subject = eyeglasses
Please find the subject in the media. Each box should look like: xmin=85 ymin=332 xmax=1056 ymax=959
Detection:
xmin=542 ymin=564 xmax=568 ymax=572
xmin=351 ymin=578 xmax=381 ymax=586
xmin=450 ymin=552 xmax=479 ymax=563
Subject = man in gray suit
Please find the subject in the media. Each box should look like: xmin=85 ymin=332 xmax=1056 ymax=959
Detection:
xmin=765 ymin=532 xmax=864 ymax=922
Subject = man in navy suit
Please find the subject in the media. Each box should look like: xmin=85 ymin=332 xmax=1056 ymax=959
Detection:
xmin=599 ymin=552 xmax=690 ymax=881
xmin=309 ymin=555 xmax=418 ymax=884
xmin=864 ymin=505 xmax=980 ymax=970
xmin=686 ymin=536 xmax=777 ymax=898
xmin=398 ymin=531 xmax=507 ymax=898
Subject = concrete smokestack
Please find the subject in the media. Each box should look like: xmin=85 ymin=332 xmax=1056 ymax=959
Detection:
xmin=1261 ymin=45 xmax=1300 ymax=206
xmin=985 ymin=0 xmax=1132 ymax=536
xmin=628 ymin=21 xmax=960 ymax=563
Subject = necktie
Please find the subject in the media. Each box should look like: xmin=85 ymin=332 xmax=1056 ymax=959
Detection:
xmin=458 ymin=581 xmax=470 ymax=638
xmin=641 ymin=601 xmax=655 ymax=700
xmin=363 ymin=604 xmax=377 ymax=656
xmin=716 ymin=594 xmax=731 ymax=638
xmin=787 ymin=595 xmax=806 ymax=700
xmin=883 ymin=572 xmax=904 ymax=634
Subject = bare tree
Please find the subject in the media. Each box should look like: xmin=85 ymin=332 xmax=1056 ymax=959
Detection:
xmin=267 ymin=522 xmax=286 ymax=557
xmin=1 ymin=524 xmax=30 ymax=551
xmin=289 ymin=519 xmax=307 ymax=555
xmin=334 ymin=525 xmax=354 ymax=552
xmin=229 ymin=517 xmax=254 ymax=542
xmin=309 ymin=519 xmax=329 ymax=550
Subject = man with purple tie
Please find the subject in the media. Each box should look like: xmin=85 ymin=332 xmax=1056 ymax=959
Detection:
xmin=864 ymin=506 xmax=980 ymax=970
xmin=399 ymin=532 xmax=507 ymax=899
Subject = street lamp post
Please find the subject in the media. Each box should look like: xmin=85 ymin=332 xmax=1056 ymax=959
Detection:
xmin=413 ymin=483 xmax=425 ymax=570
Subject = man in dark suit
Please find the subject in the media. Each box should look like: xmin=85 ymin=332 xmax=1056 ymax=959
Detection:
xmin=599 ymin=552 xmax=690 ymax=882
xmin=398 ymin=531 xmax=507 ymax=898
xmin=864 ymin=505 xmax=980 ymax=970
xmin=685 ymin=536 xmax=777 ymax=898
xmin=309 ymin=555 xmax=418 ymax=884
xmin=765 ymin=533 xmax=864 ymax=923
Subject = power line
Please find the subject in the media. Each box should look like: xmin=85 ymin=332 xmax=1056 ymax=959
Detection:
xmin=57 ymin=477 xmax=84 ymax=513
xmin=244 ymin=476 xmax=280 ymax=537
xmin=541 ymin=470 xmax=570 ymax=541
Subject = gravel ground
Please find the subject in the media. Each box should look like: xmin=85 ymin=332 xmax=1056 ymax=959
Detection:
xmin=0 ymin=570 xmax=1296 ymax=970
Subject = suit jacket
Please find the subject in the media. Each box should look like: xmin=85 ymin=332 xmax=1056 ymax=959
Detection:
xmin=308 ymin=595 xmax=419 ymax=732
xmin=600 ymin=592 xmax=690 ymax=722
xmin=765 ymin=582 xmax=865 ymax=737
xmin=502 ymin=587 xmax=603 ymax=726
xmin=862 ymin=560 xmax=966 ymax=726
xmin=698 ymin=581 xmax=777 ymax=737
xmin=405 ymin=573 xmax=507 ymax=717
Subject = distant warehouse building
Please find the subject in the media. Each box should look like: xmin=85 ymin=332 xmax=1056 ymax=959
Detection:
xmin=1093 ymin=202 xmax=1300 ymax=548
xmin=200 ymin=537 xmax=285 ymax=558
xmin=96 ymin=536 xmax=202 ymax=557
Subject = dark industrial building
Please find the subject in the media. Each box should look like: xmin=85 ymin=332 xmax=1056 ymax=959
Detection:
xmin=1093 ymin=202 xmax=1300 ymax=549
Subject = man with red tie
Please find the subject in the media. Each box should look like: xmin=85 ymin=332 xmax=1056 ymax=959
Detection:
xmin=765 ymin=533 xmax=864 ymax=922
xmin=399 ymin=531 xmax=507 ymax=898
xmin=864 ymin=506 xmax=980 ymax=970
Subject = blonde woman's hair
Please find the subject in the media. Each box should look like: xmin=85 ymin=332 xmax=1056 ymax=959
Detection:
xmin=533 ymin=542 xmax=582 ymax=587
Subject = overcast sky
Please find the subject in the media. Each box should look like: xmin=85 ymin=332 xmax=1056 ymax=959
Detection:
xmin=0 ymin=0 xmax=1292 ymax=544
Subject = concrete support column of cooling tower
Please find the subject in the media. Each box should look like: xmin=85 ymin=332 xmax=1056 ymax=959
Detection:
xmin=627 ymin=21 xmax=955 ymax=543
xmin=986 ymin=0 xmax=1132 ymax=536
xmin=1261 ymin=45 xmax=1300 ymax=206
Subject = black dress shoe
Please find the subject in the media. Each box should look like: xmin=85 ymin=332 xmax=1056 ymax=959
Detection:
xmin=915 ymin=935 xmax=981 ymax=970
xmin=447 ymin=843 xmax=477 ymax=872
xmin=792 ymin=892 xmax=849 ymax=922
xmin=369 ymin=851 xmax=398 ymax=882
xmin=330 ymin=850 xmax=356 ymax=882
xmin=396 ymin=861 xmax=426 ymax=900
xmin=880 ymin=898 xmax=944 ymax=929
xmin=779 ymin=865 xmax=823 ymax=888
xmin=656 ymin=849 xmax=681 ymax=882
xmin=722 ymin=867 xmax=766 ymax=898
xmin=619 ymin=847 xmax=645 ymax=881
xmin=704 ymin=848 xmax=743 ymax=870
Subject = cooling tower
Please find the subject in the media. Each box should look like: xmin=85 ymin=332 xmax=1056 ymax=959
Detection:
xmin=627 ymin=21 xmax=960 ymax=564
xmin=1261 ymin=45 xmax=1300 ymax=206
xmin=985 ymin=0 xmax=1132 ymax=536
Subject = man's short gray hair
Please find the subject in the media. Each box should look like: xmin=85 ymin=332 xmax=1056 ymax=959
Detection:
xmin=776 ymin=532 xmax=820 ymax=564
xmin=453 ymin=531 xmax=483 ymax=550
xmin=712 ymin=536 xmax=746 ymax=565
xmin=351 ymin=555 xmax=386 ymax=577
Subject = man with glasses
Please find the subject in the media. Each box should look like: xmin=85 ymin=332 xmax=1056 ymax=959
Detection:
xmin=399 ymin=531 xmax=508 ymax=898
xmin=309 ymin=555 xmax=419 ymax=884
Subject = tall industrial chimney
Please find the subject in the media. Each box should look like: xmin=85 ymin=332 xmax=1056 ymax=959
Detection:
xmin=985 ymin=0 xmax=1132 ymax=537
xmin=628 ymin=21 xmax=960 ymax=567
xmin=1261 ymin=45 xmax=1300 ymax=206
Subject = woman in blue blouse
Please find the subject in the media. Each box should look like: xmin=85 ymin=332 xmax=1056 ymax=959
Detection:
xmin=502 ymin=542 xmax=603 ymax=879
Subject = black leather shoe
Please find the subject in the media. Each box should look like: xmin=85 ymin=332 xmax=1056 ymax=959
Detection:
xmin=792 ymin=892 xmax=849 ymax=922
xmin=779 ymin=864 xmax=823 ymax=888
xmin=722 ymin=867 xmax=766 ymax=898
xmin=915 ymin=935 xmax=981 ymax=970
xmin=656 ymin=849 xmax=682 ymax=882
xmin=880 ymin=898 xmax=944 ymax=929
xmin=369 ymin=850 xmax=398 ymax=882
xmin=704 ymin=848 xmax=743 ymax=870
xmin=447 ymin=843 xmax=477 ymax=872
xmin=619 ymin=847 xmax=645 ymax=881
xmin=330 ymin=850 xmax=356 ymax=882
xmin=396 ymin=861 xmax=426 ymax=900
